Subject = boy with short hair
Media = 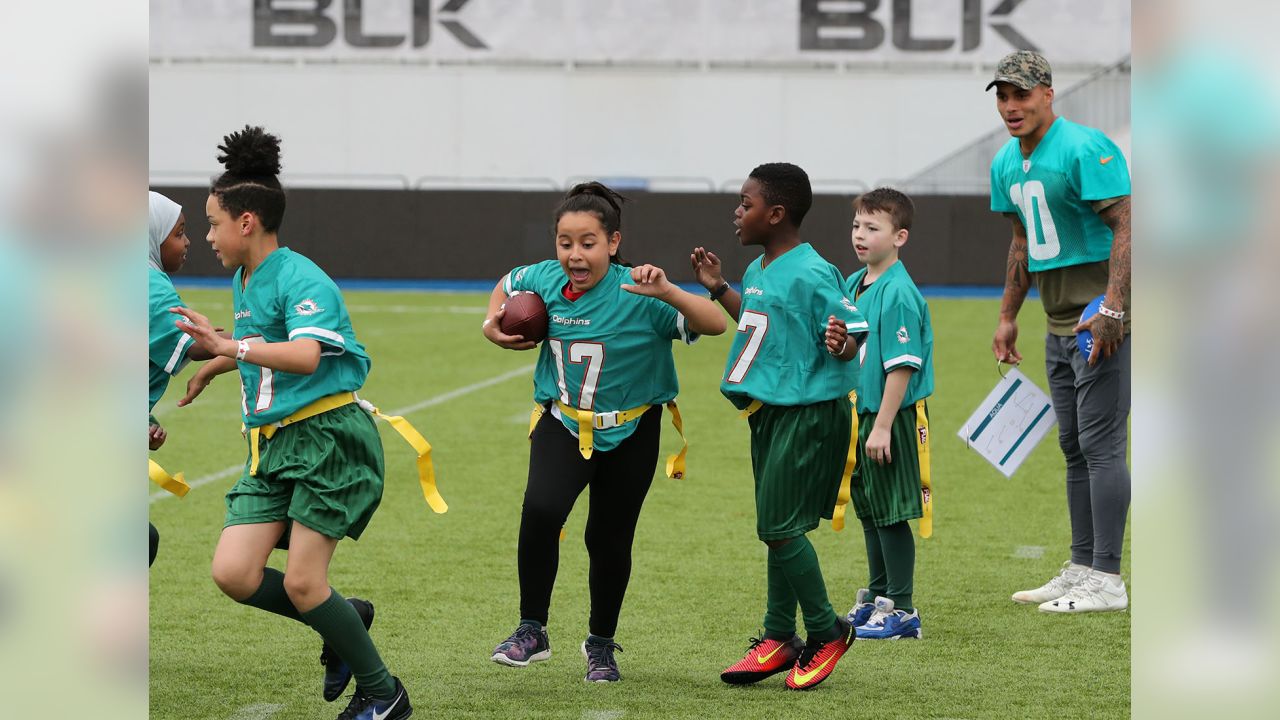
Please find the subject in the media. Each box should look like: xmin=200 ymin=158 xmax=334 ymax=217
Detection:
xmin=826 ymin=187 xmax=934 ymax=640
xmin=692 ymin=162 xmax=867 ymax=690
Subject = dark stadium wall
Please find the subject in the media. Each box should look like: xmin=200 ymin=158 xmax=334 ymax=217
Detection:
xmin=154 ymin=187 xmax=1008 ymax=286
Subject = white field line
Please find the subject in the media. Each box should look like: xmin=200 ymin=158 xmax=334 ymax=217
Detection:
xmin=150 ymin=364 xmax=534 ymax=503
xmin=225 ymin=703 xmax=284 ymax=720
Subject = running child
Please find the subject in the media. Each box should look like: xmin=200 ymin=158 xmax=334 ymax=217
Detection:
xmin=171 ymin=126 xmax=410 ymax=720
xmin=483 ymin=181 xmax=725 ymax=683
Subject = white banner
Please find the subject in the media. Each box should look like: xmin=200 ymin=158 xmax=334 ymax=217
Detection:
xmin=149 ymin=0 xmax=1130 ymax=66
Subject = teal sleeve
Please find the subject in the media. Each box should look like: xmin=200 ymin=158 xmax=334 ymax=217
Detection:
xmin=815 ymin=266 xmax=868 ymax=340
xmin=990 ymin=154 xmax=1018 ymax=213
xmin=281 ymin=276 xmax=349 ymax=355
xmin=1073 ymin=135 xmax=1132 ymax=202
xmin=645 ymin=296 xmax=696 ymax=344
xmin=879 ymin=292 xmax=924 ymax=372
xmin=149 ymin=275 xmax=192 ymax=376
xmin=504 ymin=265 xmax=531 ymax=294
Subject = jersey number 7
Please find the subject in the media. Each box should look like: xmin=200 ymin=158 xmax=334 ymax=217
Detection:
xmin=726 ymin=311 xmax=768 ymax=384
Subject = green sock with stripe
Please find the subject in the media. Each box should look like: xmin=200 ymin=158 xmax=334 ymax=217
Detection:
xmin=300 ymin=590 xmax=397 ymax=699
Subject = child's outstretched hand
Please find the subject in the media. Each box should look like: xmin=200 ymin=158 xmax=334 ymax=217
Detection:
xmin=170 ymin=306 xmax=234 ymax=358
xmin=825 ymin=315 xmax=850 ymax=356
xmin=690 ymin=247 xmax=724 ymax=291
xmin=621 ymin=264 xmax=675 ymax=299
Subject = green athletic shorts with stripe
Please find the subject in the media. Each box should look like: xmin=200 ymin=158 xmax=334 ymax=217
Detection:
xmin=225 ymin=403 xmax=386 ymax=540
xmin=749 ymin=397 xmax=853 ymax=542
xmin=851 ymin=403 xmax=925 ymax=527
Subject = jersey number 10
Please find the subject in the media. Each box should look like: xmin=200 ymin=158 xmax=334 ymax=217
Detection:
xmin=1009 ymin=181 xmax=1061 ymax=261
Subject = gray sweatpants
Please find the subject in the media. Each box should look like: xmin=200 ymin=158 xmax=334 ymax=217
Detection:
xmin=1044 ymin=334 xmax=1131 ymax=574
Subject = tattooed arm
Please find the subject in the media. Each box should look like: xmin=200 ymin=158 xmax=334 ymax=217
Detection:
xmin=993 ymin=213 xmax=1030 ymax=364
xmin=1073 ymin=196 xmax=1131 ymax=365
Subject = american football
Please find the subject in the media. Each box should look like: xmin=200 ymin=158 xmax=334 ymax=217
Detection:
xmin=500 ymin=291 xmax=548 ymax=343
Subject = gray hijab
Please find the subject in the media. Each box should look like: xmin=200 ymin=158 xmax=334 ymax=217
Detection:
xmin=148 ymin=191 xmax=182 ymax=271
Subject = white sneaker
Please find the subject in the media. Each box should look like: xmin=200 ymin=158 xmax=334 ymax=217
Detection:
xmin=1011 ymin=561 xmax=1090 ymax=604
xmin=1038 ymin=570 xmax=1128 ymax=613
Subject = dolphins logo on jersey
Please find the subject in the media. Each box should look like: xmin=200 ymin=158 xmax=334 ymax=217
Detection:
xmin=294 ymin=299 xmax=324 ymax=316
xmin=897 ymin=326 xmax=910 ymax=344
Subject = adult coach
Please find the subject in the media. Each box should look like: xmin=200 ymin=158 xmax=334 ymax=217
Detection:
xmin=987 ymin=51 xmax=1132 ymax=614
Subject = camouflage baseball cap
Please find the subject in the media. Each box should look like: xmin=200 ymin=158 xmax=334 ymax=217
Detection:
xmin=985 ymin=50 xmax=1052 ymax=91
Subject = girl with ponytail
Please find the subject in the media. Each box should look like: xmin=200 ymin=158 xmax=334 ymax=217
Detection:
xmin=481 ymin=181 xmax=726 ymax=683
xmin=170 ymin=126 xmax=413 ymax=720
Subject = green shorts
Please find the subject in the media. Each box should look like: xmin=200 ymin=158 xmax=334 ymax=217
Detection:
xmin=851 ymin=403 xmax=926 ymax=527
xmin=225 ymin=403 xmax=386 ymax=540
xmin=748 ymin=397 xmax=853 ymax=542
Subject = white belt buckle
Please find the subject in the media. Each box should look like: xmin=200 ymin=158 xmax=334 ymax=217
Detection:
xmin=593 ymin=411 xmax=620 ymax=429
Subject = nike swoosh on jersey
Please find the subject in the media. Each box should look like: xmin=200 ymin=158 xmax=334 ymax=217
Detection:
xmin=792 ymin=654 xmax=837 ymax=684
xmin=1100 ymin=156 xmax=1114 ymax=164
xmin=755 ymin=645 xmax=785 ymax=664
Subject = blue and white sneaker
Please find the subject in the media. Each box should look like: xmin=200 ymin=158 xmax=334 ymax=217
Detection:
xmin=854 ymin=596 xmax=922 ymax=640
xmin=845 ymin=588 xmax=875 ymax=628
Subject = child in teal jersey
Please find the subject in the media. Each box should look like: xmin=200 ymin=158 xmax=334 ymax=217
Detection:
xmin=148 ymin=191 xmax=217 ymax=565
xmin=170 ymin=126 xmax=410 ymax=720
xmin=693 ymin=163 xmax=867 ymax=690
xmin=482 ymin=182 xmax=725 ymax=683
xmin=825 ymin=188 xmax=933 ymax=640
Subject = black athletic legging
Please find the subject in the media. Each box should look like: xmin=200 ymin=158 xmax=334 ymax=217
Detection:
xmin=518 ymin=403 xmax=662 ymax=638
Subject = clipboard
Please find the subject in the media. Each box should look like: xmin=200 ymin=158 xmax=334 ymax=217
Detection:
xmin=958 ymin=367 xmax=1057 ymax=478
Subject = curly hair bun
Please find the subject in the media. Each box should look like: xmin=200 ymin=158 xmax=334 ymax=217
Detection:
xmin=216 ymin=125 xmax=282 ymax=178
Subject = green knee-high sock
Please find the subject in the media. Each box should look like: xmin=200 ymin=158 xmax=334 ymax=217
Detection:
xmin=300 ymin=590 xmax=396 ymax=699
xmin=860 ymin=518 xmax=887 ymax=600
xmin=772 ymin=536 xmax=839 ymax=641
xmin=238 ymin=567 xmax=303 ymax=622
xmin=878 ymin=521 xmax=916 ymax=612
xmin=763 ymin=545 xmax=799 ymax=640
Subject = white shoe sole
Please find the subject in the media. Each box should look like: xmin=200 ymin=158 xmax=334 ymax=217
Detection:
xmin=491 ymin=649 xmax=552 ymax=667
xmin=1038 ymin=600 xmax=1128 ymax=614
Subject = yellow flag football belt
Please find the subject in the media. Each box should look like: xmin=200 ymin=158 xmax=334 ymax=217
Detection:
xmin=533 ymin=400 xmax=690 ymax=542
xmin=247 ymin=391 xmax=447 ymax=514
xmin=539 ymin=400 xmax=689 ymax=480
xmin=149 ymin=458 xmax=190 ymax=497
xmin=916 ymin=398 xmax=932 ymax=539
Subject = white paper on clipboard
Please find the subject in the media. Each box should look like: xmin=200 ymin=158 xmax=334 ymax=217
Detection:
xmin=958 ymin=367 xmax=1057 ymax=478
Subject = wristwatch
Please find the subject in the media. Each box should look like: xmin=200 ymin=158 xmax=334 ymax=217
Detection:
xmin=709 ymin=281 xmax=731 ymax=301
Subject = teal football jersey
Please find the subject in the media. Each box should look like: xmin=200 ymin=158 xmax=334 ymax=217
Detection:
xmin=149 ymin=267 xmax=193 ymax=411
xmin=719 ymin=243 xmax=867 ymax=409
xmin=846 ymin=261 xmax=934 ymax=414
xmin=505 ymin=260 xmax=696 ymax=452
xmin=990 ymin=117 xmax=1131 ymax=272
xmin=232 ymin=248 xmax=370 ymax=427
